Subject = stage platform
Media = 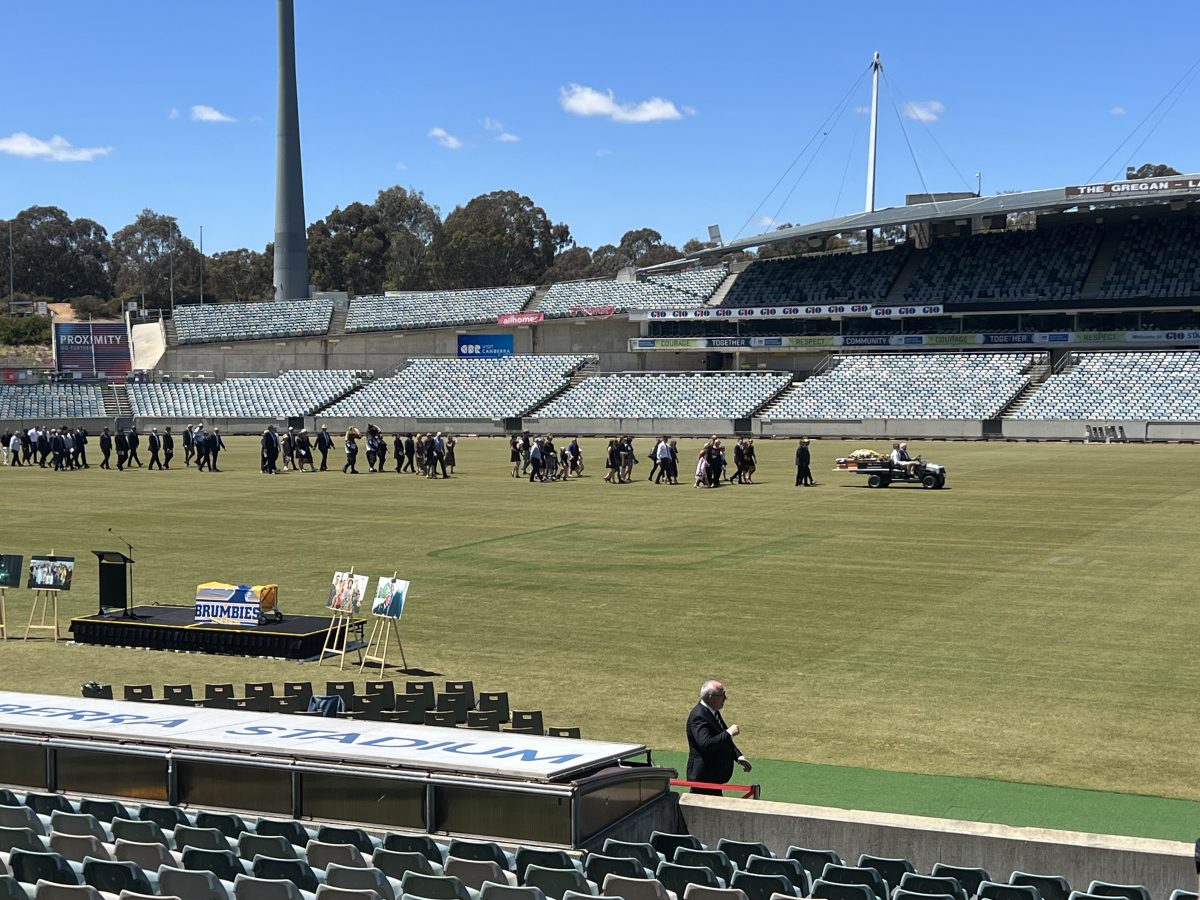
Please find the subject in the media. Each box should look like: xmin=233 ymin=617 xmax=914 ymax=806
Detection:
xmin=69 ymin=605 xmax=354 ymax=660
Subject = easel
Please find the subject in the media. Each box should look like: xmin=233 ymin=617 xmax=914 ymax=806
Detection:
xmin=26 ymin=550 xmax=62 ymax=641
xmin=0 ymin=587 xmax=7 ymax=641
xmin=319 ymin=568 xmax=362 ymax=670
xmin=26 ymin=591 xmax=60 ymax=641
xmin=360 ymin=572 xmax=408 ymax=673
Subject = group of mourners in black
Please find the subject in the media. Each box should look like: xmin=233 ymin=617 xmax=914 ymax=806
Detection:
xmin=504 ymin=434 xmax=781 ymax=488
xmin=510 ymin=433 xmax=583 ymax=482
xmin=260 ymin=424 xmax=457 ymax=477
xmin=2 ymin=424 xmax=226 ymax=472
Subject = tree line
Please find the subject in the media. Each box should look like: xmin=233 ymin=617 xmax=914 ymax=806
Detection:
xmin=0 ymin=187 xmax=715 ymax=315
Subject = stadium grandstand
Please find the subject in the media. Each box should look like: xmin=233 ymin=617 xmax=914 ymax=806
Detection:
xmin=173 ymin=300 xmax=335 ymax=345
xmin=128 ymin=371 xmax=365 ymax=419
xmin=346 ymin=287 xmax=536 ymax=332
xmin=323 ymin=355 xmax=592 ymax=419
xmin=9 ymin=176 xmax=1200 ymax=443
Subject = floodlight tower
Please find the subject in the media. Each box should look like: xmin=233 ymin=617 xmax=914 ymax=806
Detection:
xmin=864 ymin=51 xmax=882 ymax=214
xmin=274 ymin=0 xmax=308 ymax=301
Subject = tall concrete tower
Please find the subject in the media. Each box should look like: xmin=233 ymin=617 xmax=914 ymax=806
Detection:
xmin=274 ymin=0 xmax=308 ymax=301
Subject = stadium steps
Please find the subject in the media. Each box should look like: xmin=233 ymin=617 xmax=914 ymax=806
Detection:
xmin=163 ymin=319 xmax=179 ymax=347
xmin=104 ymin=384 xmax=132 ymax=417
xmin=998 ymin=363 xmax=1051 ymax=419
xmin=523 ymin=359 xmax=597 ymax=414
xmin=705 ymin=272 xmax=740 ymax=307
xmin=315 ymin=374 xmax=374 ymax=415
xmin=524 ymin=286 xmax=551 ymax=312
xmin=328 ymin=307 xmax=348 ymax=336
xmin=884 ymin=246 xmax=928 ymax=303
xmin=754 ymin=380 xmax=805 ymax=418
xmin=1080 ymin=220 xmax=1128 ymax=298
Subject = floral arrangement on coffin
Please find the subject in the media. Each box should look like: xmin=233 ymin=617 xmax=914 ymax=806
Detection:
xmin=835 ymin=448 xmax=886 ymax=468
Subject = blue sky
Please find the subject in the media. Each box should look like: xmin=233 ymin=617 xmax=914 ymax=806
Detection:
xmin=3 ymin=1 xmax=1198 ymax=255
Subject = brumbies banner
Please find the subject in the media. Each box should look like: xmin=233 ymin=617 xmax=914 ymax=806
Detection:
xmin=55 ymin=322 xmax=132 ymax=376
xmin=0 ymin=691 xmax=644 ymax=781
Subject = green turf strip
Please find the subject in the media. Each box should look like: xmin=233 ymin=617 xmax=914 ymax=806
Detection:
xmin=655 ymin=750 xmax=1200 ymax=842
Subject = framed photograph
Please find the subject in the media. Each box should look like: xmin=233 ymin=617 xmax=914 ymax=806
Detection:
xmin=0 ymin=555 xmax=23 ymax=588
xmin=28 ymin=556 xmax=75 ymax=591
xmin=327 ymin=571 xmax=368 ymax=613
xmin=371 ymin=577 xmax=410 ymax=620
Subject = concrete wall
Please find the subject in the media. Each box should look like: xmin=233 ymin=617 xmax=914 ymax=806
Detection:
xmin=679 ymin=795 xmax=1195 ymax=900
xmin=760 ymin=419 xmax=986 ymax=440
xmin=1003 ymin=419 xmax=1200 ymax=441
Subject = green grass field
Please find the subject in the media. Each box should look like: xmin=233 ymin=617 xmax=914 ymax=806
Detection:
xmin=3 ymin=436 xmax=1199 ymax=837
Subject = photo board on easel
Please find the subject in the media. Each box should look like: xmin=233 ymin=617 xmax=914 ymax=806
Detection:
xmin=327 ymin=570 xmax=367 ymax=614
xmin=320 ymin=569 xmax=367 ymax=669
xmin=361 ymin=575 xmax=410 ymax=673
xmin=26 ymin=552 xmax=70 ymax=641
xmin=0 ymin=554 xmax=18 ymax=641
xmin=370 ymin=577 xmax=409 ymax=620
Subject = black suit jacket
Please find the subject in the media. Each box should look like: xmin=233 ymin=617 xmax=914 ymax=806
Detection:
xmin=686 ymin=702 xmax=742 ymax=784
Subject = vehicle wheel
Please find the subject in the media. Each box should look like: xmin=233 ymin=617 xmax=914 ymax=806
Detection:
xmin=922 ymin=474 xmax=937 ymax=489
xmin=935 ymin=475 xmax=946 ymax=489
xmin=880 ymin=477 xmax=891 ymax=487
xmin=867 ymin=474 xmax=883 ymax=488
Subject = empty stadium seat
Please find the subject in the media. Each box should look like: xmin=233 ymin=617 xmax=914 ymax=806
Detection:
xmin=1086 ymin=883 xmax=1151 ymax=900
xmin=347 ymin=288 xmax=535 ymax=333
xmin=1010 ymin=873 xmax=1070 ymax=900
xmin=722 ymin=252 xmax=904 ymax=308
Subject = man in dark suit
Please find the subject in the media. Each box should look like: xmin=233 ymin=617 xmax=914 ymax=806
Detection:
xmin=261 ymin=425 xmax=281 ymax=474
xmin=127 ymin=428 xmax=143 ymax=467
xmin=685 ymin=680 xmax=751 ymax=794
xmin=315 ymin=424 xmax=335 ymax=471
xmin=796 ymin=437 xmax=814 ymax=487
xmin=162 ymin=426 xmax=175 ymax=469
xmin=403 ymin=433 xmax=416 ymax=473
xmin=114 ymin=429 xmax=129 ymax=471
xmin=207 ymin=428 xmax=227 ymax=471
xmin=73 ymin=427 xmax=88 ymax=468
xmin=98 ymin=427 xmax=113 ymax=469
xmin=147 ymin=428 xmax=163 ymax=470
xmin=182 ymin=424 xmax=195 ymax=466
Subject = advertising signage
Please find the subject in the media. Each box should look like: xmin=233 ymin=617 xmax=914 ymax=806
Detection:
xmin=457 ymin=334 xmax=514 ymax=358
xmin=54 ymin=322 xmax=132 ymax=376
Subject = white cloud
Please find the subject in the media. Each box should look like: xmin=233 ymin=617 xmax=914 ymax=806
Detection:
xmin=1110 ymin=106 xmax=1127 ymax=116
xmin=483 ymin=117 xmax=520 ymax=142
xmin=595 ymin=148 xmax=613 ymax=157
xmin=854 ymin=105 xmax=871 ymax=114
xmin=395 ymin=160 xmax=407 ymax=171
xmin=190 ymin=104 xmax=235 ymax=123
xmin=0 ymin=132 xmax=112 ymax=162
xmin=559 ymin=83 xmax=686 ymax=123
xmin=903 ymin=100 xmax=945 ymax=123
xmin=168 ymin=107 xmax=180 ymax=120
xmin=428 ymin=127 xmax=462 ymax=149
xmin=758 ymin=216 xmax=779 ymax=227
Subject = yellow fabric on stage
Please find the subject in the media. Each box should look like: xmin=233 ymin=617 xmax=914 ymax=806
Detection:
xmin=195 ymin=582 xmax=278 ymax=613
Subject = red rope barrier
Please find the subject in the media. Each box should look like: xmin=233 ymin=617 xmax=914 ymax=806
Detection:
xmin=670 ymin=778 xmax=761 ymax=799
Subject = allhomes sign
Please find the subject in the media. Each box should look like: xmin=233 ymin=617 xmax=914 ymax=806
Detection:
xmin=497 ymin=312 xmax=544 ymax=326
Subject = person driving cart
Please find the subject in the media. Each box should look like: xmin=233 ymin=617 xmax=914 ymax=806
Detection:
xmin=890 ymin=441 xmax=920 ymax=477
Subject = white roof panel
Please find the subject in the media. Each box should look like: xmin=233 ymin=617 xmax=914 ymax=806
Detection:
xmin=0 ymin=691 xmax=644 ymax=782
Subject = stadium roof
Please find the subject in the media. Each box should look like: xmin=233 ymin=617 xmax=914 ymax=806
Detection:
xmin=664 ymin=174 xmax=1200 ymax=268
